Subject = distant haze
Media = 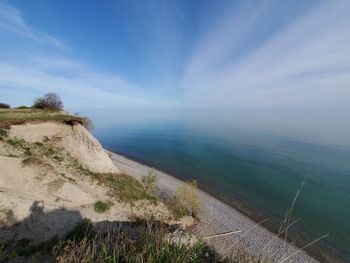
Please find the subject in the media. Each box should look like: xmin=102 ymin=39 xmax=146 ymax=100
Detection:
xmin=0 ymin=0 xmax=349 ymax=112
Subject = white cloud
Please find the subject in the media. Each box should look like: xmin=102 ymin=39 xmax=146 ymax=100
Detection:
xmin=181 ymin=0 xmax=350 ymax=110
xmin=0 ymin=1 xmax=179 ymax=109
xmin=0 ymin=56 xmax=179 ymax=109
xmin=0 ymin=1 xmax=67 ymax=49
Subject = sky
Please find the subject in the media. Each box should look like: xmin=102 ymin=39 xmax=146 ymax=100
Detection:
xmin=0 ymin=0 xmax=349 ymax=110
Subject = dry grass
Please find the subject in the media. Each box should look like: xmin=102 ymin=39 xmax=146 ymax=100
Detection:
xmin=0 ymin=108 xmax=85 ymax=128
xmin=53 ymin=219 xmax=228 ymax=263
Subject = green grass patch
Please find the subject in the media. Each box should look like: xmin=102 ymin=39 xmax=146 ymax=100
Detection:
xmin=94 ymin=201 xmax=112 ymax=213
xmin=80 ymin=167 xmax=157 ymax=204
xmin=44 ymin=148 xmax=56 ymax=157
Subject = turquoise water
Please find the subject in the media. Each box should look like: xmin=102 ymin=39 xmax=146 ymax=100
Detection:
xmin=84 ymin=109 xmax=350 ymax=262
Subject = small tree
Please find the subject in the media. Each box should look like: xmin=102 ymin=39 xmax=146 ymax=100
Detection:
xmin=141 ymin=169 xmax=159 ymax=194
xmin=0 ymin=103 xmax=10 ymax=109
xmin=33 ymin=93 xmax=63 ymax=111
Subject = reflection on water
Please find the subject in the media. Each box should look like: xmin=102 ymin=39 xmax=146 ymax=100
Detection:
xmin=80 ymin=109 xmax=350 ymax=262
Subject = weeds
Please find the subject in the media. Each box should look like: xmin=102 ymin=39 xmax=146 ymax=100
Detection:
xmin=44 ymin=148 xmax=56 ymax=157
xmin=24 ymin=148 xmax=32 ymax=156
xmin=80 ymin=167 xmax=157 ymax=204
xmin=0 ymin=237 xmax=58 ymax=262
xmin=6 ymin=138 xmax=23 ymax=147
xmin=176 ymin=180 xmax=201 ymax=219
xmin=35 ymin=141 xmax=44 ymax=147
xmin=53 ymin=155 xmax=64 ymax=162
xmin=54 ymin=219 xmax=226 ymax=263
xmin=94 ymin=201 xmax=112 ymax=213
xmin=0 ymin=208 xmax=16 ymax=228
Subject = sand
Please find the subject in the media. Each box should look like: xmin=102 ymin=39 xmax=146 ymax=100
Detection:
xmin=109 ymin=151 xmax=318 ymax=263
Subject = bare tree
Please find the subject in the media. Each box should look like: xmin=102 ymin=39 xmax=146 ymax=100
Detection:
xmin=33 ymin=93 xmax=63 ymax=111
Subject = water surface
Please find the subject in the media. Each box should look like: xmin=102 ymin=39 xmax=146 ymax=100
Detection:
xmin=82 ymin=109 xmax=350 ymax=262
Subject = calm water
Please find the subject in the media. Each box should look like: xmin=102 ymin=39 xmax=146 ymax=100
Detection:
xmin=82 ymin=109 xmax=350 ymax=262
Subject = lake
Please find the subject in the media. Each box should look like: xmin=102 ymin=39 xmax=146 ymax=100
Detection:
xmin=82 ymin=109 xmax=350 ymax=262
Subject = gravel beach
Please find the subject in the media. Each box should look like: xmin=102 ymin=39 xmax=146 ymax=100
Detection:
xmin=109 ymin=151 xmax=317 ymax=263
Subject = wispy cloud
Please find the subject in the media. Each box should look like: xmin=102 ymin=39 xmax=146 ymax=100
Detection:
xmin=181 ymin=1 xmax=350 ymax=110
xmin=0 ymin=57 xmax=179 ymax=109
xmin=0 ymin=1 xmax=179 ymax=109
xmin=0 ymin=1 xmax=349 ymax=110
xmin=0 ymin=1 xmax=67 ymax=49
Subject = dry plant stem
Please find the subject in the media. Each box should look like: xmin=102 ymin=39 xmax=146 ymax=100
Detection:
xmin=224 ymin=219 xmax=270 ymax=254
xmin=202 ymin=230 xmax=242 ymax=240
xmin=261 ymin=219 xmax=300 ymax=254
xmin=281 ymin=175 xmax=308 ymax=252
xmin=277 ymin=234 xmax=329 ymax=263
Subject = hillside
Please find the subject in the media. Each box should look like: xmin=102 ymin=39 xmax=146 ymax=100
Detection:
xmin=0 ymin=110 xmax=199 ymax=262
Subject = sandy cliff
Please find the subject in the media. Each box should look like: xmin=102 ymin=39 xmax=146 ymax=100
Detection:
xmin=0 ymin=121 xmax=181 ymax=244
xmin=8 ymin=122 xmax=119 ymax=174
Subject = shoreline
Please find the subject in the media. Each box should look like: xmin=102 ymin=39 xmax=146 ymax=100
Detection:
xmin=107 ymin=149 xmax=318 ymax=263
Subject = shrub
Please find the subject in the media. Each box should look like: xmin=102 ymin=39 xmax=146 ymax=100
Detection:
xmin=35 ymin=142 xmax=43 ymax=147
xmin=16 ymin=105 xmax=30 ymax=109
xmin=141 ymin=169 xmax=159 ymax=194
xmin=73 ymin=113 xmax=94 ymax=130
xmin=32 ymin=93 xmax=63 ymax=111
xmin=0 ymin=128 xmax=8 ymax=137
xmin=0 ymin=208 xmax=16 ymax=228
xmin=176 ymin=180 xmax=201 ymax=219
xmin=24 ymin=148 xmax=32 ymax=156
xmin=45 ymin=148 xmax=56 ymax=157
xmin=94 ymin=201 xmax=112 ymax=213
xmin=0 ymin=103 xmax=10 ymax=109
xmin=22 ymin=157 xmax=43 ymax=166
xmin=7 ymin=138 xmax=23 ymax=147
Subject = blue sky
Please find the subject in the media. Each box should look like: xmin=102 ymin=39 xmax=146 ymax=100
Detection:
xmin=0 ymin=0 xmax=349 ymax=110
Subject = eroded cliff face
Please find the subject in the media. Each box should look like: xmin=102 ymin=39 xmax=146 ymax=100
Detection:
xmin=0 ymin=122 xmax=175 ymax=243
xmin=8 ymin=122 xmax=119 ymax=174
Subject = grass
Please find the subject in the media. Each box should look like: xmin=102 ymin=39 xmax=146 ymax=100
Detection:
xmin=2 ymin=219 xmax=243 ymax=263
xmin=53 ymin=219 xmax=229 ymax=263
xmin=80 ymin=167 xmax=157 ymax=204
xmin=0 ymin=108 xmax=85 ymax=128
xmin=94 ymin=201 xmax=112 ymax=213
xmin=0 ymin=237 xmax=58 ymax=262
